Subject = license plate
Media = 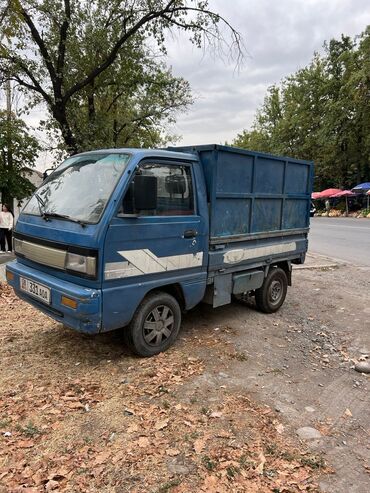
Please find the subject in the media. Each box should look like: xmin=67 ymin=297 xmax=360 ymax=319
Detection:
xmin=20 ymin=277 xmax=51 ymax=304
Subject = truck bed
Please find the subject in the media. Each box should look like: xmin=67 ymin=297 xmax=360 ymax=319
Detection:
xmin=172 ymin=144 xmax=314 ymax=243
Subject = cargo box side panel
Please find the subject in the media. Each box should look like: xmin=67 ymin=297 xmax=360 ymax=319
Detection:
xmin=213 ymin=198 xmax=251 ymax=237
xmin=210 ymin=148 xmax=312 ymax=240
xmin=254 ymin=157 xmax=285 ymax=194
xmin=252 ymin=198 xmax=281 ymax=233
xmin=168 ymin=144 xmax=313 ymax=243
xmin=212 ymin=150 xmax=254 ymax=237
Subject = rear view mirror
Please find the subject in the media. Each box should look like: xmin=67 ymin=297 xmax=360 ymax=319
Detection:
xmin=134 ymin=174 xmax=157 ymax=211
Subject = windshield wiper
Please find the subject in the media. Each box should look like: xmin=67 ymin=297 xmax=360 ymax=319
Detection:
xmin=35 ymin=192 xmax=46 ymax=215
xmin=42 ymin=211 xmax=86 ymax=228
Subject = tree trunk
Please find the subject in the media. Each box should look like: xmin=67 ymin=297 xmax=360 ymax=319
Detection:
xmin=52 ymin=105 xmax=78 ymax=154
xmin=112 ymin=98 xmax=118 ymax=148
xmin=88 ymin=82 xmax=95 ymax=122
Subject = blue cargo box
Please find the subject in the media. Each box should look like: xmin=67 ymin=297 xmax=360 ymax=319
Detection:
xmin=171 ymin=144 xmax=314 ymax=243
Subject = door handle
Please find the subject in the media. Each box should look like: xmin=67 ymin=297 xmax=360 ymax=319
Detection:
xmin=183 ymin=229 xmax=198 ymax=238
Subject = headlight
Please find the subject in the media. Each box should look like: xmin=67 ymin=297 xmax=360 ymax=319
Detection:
xmin=65 ymin=252 xmax=96 ymax=276
xmin=14 ymin=238 xmax=23 ymax=255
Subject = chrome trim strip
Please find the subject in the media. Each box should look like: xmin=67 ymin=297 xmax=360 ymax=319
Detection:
xmin=105 ymin=250 xmax=203 ymax=280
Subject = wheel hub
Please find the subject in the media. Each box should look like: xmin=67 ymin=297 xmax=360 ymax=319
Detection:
xmin=143 ymin=305 xmax=175 ymax=346
xmin=270 ymin=280 xmax=282 ymax=302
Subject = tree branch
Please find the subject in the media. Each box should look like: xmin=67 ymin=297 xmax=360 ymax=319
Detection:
xmin=56 ymin=0 xmax=71 ymax=78
xmin=19 ymin=5 xmax=58 ymax=86
xmin=9 ymin=75 xmax=45 ymax=98
xmin=64 ymin=0 xmax=178 ymax=101
xmin=106 ymin=90 xmax=127 ymax=112
xmin=115 ymin=101 xmax=186 ymax=136
xmin=6 ymin=56 xmax=52 ymax=105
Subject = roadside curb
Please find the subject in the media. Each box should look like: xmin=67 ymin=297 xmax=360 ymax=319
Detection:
xmin=294 ymin=252 xmax=342 ymax=270
xmin=294 ymin=264 xmax=338 ymax=270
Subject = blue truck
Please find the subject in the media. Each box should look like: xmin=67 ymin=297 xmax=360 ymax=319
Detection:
xmin=6 ymin=145 xmax=313 ymax=356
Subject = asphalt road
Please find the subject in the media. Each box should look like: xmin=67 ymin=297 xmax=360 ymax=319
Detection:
xmin=309 ymin=217 xmax=370 ymax=266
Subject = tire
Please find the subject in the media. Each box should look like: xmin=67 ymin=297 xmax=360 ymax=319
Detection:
xmin=123 ymin=291 xmax=181 ymax=357
xmin=255 ymin=267 xmax=288 ymax=313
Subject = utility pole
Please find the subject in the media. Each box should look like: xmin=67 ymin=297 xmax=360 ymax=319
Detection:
xmin=0 ymin=3 xmax=11 ymax=203
xmin=1 ymin=3 xmax=11 ymax=116
xmin=6 ymin=80 xmax=11 ymax=118
xmin=0 ymin=50 xmax=13 ymax=204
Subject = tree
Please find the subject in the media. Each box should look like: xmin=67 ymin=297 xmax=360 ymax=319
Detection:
xmin=233 ymin=27 xmax=370 ymax=190
xmin=0 ymin=110 xmax=41 ymax=203
xmin=42 ymin=39 xmax=194 ymax=151
xmin=0 ymin=0 xmax=242 ymax=153
xmin=233 ymin=128 xmax=270 ymax=153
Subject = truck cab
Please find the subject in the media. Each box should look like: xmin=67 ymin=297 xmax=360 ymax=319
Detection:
xmin=6 ymin=145 xmax=313 ymax=356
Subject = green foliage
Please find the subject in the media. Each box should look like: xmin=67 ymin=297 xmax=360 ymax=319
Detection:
xmin=1 ymin=1 xmax=241 ymax=153
xmin=359 ymin=208 xmax=370 ymax=217
xmin=300 ymin=454 xmax=326 ymax=470
xmin=233 ymin=129 xmax=270 ymax=153
xmin=233 ymin=27 xmax=370 ymax=190
xmin=0 ymin=110 xmax=41 ymax=201
xmin=201 ymin=455 xmax=216 ymax=471
xmin=62 ymin=49 xmax=193 ymax=151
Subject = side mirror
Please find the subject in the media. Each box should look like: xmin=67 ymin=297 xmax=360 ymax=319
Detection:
xmin=42 ymin=167 xmax=55 ymax=182
xmin=133 ymin=174 xmax=157 ymax=211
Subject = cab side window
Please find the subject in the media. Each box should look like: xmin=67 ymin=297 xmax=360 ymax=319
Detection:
xmin=123 ymin=163 xmax=195 ymax=216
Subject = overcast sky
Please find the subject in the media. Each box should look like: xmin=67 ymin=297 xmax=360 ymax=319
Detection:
xmin=1 ymin=0 xmax=369 ymax=169
xmin=166 ymin=0 xmax=370 ymax=145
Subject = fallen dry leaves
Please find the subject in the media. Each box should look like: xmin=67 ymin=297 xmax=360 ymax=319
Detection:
xmin=0 ymin=282 xmax=325 ymax=492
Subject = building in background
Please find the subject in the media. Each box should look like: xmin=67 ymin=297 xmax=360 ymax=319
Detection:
xmin=13 ymin=167 xmax=43 ymax=223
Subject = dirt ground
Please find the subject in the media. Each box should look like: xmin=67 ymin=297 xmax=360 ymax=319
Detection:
xmin=0 ymin=254 xmax=369 ymax=492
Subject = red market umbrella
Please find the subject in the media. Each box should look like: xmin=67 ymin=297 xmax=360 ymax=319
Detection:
xmin=331 ymin=190 xmax=355 ymax=197
xmin=331 ymin=190 xmax=355 ymax=214
xmin=317 ymin=188 xmax=343 ymax=198
xmin=311 ymin=192 xmax=322 ymax=199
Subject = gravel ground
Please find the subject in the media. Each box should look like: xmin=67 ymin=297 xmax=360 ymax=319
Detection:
xmin=183 ymin=254 xmax=370 ymax=493
xmin=0 ymin=253 xmax=369 ymax=492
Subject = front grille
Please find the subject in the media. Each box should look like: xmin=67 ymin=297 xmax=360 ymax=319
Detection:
xmin=14 ymin=237 xmax=67 ymax=270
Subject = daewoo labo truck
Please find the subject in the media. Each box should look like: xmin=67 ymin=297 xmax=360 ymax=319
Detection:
xmin=6 ymin=145 xmax=313 ymax=357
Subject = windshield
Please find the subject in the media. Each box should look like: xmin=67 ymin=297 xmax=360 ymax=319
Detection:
xmin=23 ymin=153 xmax=130 ymax=224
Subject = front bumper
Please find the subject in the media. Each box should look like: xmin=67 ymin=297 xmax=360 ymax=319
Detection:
xmin=6 ymin=260 xmax=102 ymax=334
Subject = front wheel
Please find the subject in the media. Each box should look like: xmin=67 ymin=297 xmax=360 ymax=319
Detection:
xmin=255 ymin=267 xmax=288 ymax=313
xmin=124 ymin=291 xmax=181 ymax=357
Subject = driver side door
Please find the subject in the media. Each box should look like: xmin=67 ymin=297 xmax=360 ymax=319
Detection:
xmin=101 ymin=159 xmax=208 ymax=331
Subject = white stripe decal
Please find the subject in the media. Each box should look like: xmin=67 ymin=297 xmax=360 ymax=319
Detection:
xmin=223 ymin=241 xmax=297 ymax=264
xmin=105 ymin=250 xmax=203 ymax=280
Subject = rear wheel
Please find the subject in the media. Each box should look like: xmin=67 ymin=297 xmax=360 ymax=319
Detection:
xmin=255 ymin=267 xmax=288 ymax=313
xmin=124 ymin=291 xmax=181 ymax=357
